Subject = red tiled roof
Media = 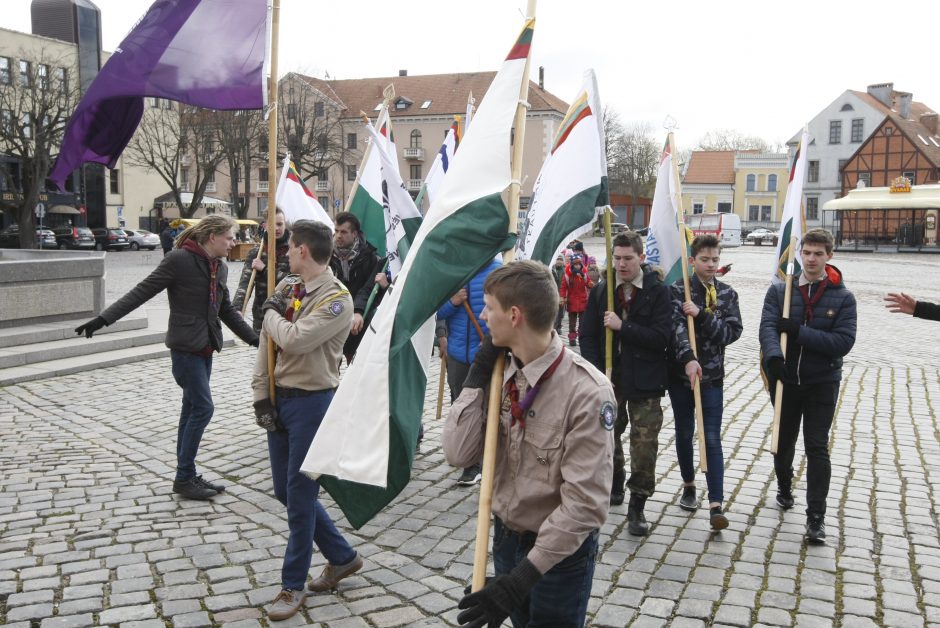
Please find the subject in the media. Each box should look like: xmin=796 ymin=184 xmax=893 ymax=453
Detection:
xmin=682 ymin=151 xmax=736 ymax=185
xmin=849 ymin=90 xmax=940 ymax=166
xmin=294 ymin=71 xmax=568 ymax=119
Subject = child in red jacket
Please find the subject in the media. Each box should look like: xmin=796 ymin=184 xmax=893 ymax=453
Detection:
xmin=560 ymin=255 xmax=594 ymax=346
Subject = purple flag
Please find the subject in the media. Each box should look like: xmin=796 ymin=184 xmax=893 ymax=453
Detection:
xmin=50 ymin=0 xmax=268 ymax=189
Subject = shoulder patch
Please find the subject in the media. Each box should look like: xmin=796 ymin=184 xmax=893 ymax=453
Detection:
xmin=329 ymin=300 xmax=345 ymax=316
xmin=600 ymin=401 xmax=615 ymax=431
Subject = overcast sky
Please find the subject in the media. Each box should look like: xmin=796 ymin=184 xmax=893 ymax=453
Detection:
xmin=4 ymin=0 xmax=938 ymax=151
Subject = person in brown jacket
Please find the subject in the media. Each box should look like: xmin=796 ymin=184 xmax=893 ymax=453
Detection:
xmin=443 ymin=260 xmax=614 ymax=628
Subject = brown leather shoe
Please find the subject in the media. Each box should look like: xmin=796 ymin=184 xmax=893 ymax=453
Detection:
xmin=267 ymin=588 xmax=305 ymax=621
xmin=307 ymin=553 xmax=363 ymax=592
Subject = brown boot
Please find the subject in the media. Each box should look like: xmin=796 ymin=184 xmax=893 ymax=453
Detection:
xmin=307 ymin=553 xmax=363 ymax=592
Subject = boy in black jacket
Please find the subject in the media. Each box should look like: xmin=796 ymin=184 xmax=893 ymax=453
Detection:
xmin=759 ymin=228 xmax=857 ymax=544
xmin=581 ymin=231 xmax=671 ymax=536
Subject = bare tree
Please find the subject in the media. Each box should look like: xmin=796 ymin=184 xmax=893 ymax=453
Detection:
xmin=605 ymin=109 xmax=658 ymax=202
xmin=0 ymin=48 xmax=78 ymax=247
xmin=124 ymin=102 xmax=228 ymax=218
xmin=696 ymin=128 xmax=781 ymax=152
xmin=214 ymin=109 xmax=263 ymax=219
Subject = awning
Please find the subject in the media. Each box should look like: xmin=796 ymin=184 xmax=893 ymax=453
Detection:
xmin=176 ymin=218 xmax=258 ymax=227
xmin=49 ymin=205 xmax=80 ymax=214
xmin=154 ymin=191 xmax=233 ymax=209
xmin=824 ymin=183 xmax=940 ymax=211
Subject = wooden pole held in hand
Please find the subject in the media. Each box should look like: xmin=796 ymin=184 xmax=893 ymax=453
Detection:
xmin=771 ymin=235 xmax=799 ymax=455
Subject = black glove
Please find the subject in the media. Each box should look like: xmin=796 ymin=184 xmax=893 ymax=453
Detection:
xmin=248 ymin=334 xmax=260 ymax=348
xmin=457 ymin=559 xmax=541 ymax=628
xmin=262 ymin=292 xmax=290 ymax=317
xmin=764 ymin=356 xmax=787 ymax=383
xmin=75 ymin=316 xmax=106 ymax=338
xmin=463 ymin=335 xmax=503 ymax=390
xmin=777 ymin=317 xmax=801 ymax=340
xmin=253 ymin=399 xmax=279 ymax=432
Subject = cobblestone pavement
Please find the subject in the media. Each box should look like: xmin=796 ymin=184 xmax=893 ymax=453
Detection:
xmin=2 ymin=244 xmax=940 ymax=627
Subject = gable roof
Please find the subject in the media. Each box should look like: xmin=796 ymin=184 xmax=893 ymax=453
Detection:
xmin=293 ymin=71 xmax=568 ymax=119
xmin=843 ymin=90 xmax=940 ymax=167
xmin=683 ymin=151 xmax=736 ymax=185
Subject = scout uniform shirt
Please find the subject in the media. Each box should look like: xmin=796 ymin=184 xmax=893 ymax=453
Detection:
xmin=251 ymin=268 xmax=352 ymax=400
xmin=442 ymin=333 xmax=615 ymax=574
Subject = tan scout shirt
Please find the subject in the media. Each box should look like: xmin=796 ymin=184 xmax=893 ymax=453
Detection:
xmin=443 ymin=333 xmax=615 ymax=574
xmin=251 ymin=269 xmax=352 ymax=400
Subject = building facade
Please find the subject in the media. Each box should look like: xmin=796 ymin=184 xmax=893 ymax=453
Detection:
xmin=733 ymin=152 xmax=788 ymax=229
xmin=681 ymin=150 xmax=735 ymax=216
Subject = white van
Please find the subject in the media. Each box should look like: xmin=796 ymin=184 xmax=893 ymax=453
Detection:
xmin=686 ymin=212 xmax=742 ymax=248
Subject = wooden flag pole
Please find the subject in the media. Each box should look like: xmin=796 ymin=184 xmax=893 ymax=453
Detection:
xmin=771 ymin=235 xmax=798 ymax=454
xmin=240 ymin=235 xmax=267 ymax=316
xmin=264 ymin=0 xmax=281 ymax=401
xmin=435 ymin=352 xmax=448 ymax=422
xmin=668 ymin=132 xmax=707 ymax=474
xmin=603 ymin=206 xmax=614 ymax=379
xmin=464 ymin=301 xmax=485 ymax=341
xmin=472 ymin=0 xmax=536 ymax=593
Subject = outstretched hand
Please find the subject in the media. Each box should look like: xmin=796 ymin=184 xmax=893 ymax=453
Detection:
xmin=75 ymin=316 xmax=106 ymax=339
xmin=884 ymin=292 xmax=916 ymax=316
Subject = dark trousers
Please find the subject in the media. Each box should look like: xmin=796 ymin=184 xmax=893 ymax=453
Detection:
xmin=554 ymin=304 xmax=564 ymax=332
xmin=772 ymin=381 xmax=840 ymax=516
xmin=492 ymin=517 xmax=597 ymax=628
xmin=268 ymin=391 xmax=356 ymax=590
xmin=567 ymin=311 xmax=582 ymax=341
xmin=170 ymin=350 xmax=214 ymax=482
xmin=613 ymin=397 xmax=664 ymax=497
xmin=669 ymin=382 xmax=725 ymax=503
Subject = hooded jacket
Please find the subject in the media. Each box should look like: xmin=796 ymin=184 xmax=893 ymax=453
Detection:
xmin=759 ymin=264 xmax=857 ymax=385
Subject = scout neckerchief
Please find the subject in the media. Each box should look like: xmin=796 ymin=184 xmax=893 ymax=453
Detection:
xmin=277 ymin=281 xmax=350 ymax=354
xmin=182 ymin=239 xmax=219 ymax=309
xmin=704 ymin=282 xmax=718 ymax=313
xmin=616 ymin=283 xmax=637 ymax=317
xmin=798 ymin=276 xmax=829 ymax=323
xmin=505 ymin=349 xmax=566 ymax=430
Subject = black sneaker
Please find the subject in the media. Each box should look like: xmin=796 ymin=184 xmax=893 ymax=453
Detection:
xmin=679 ymin=485 xmax=698 ymax=512
xmin=193 ymin=475 xmax=224 ymax=493
xmin=709 ymin=506 xmax=729 ymax=531
xmin=806 ymin=514 xmax=826 ymax=544
xmin=776 ymin=488 xmax=794 ymax=510
xmin=456 ymin=466 xmax=482 ymax=486
xmin=173 ymin=477 xmax=217 ymax=500
xmin=610 ymin=491 xmax=625 ymax=506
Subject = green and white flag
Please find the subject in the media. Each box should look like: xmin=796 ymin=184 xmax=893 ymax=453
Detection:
xmin=645 ymin=136 xmax=687 ymax=285
xmin=363 ymin=123 xmax=422 ymax=278
xmin=348 ymin=108 xmax=396 ymax=256
xmin=300 ymin=17 xmax=533 ymax=529
xmin=773 ymin=127 xmax=808 ymax=282
xmin=516 ymin=69 xmax=607 ymax=265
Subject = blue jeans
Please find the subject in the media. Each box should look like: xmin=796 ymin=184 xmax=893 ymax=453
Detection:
xmin=492 ymin=517 xmax=597 ymax=628
xmin=669 ymin=381 xmax=725 ymax=504
xmin=170 ymin=350 xmax=214 ymax=483
xmin=268 ymin=391 xmax=356 ymax=590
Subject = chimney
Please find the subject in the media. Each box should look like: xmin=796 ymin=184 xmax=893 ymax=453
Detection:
xmin=921 ymin=112 xmax=939 ymax=135
xmin=867 ymin=82 xmax=894 ymax=108
xmin=897 ymin=92 xmax=913 ymax=119
xmin=398 ymin=69 xmax=407 ymax=77
xmin=538 ymin=66 xmax=544 ymax=90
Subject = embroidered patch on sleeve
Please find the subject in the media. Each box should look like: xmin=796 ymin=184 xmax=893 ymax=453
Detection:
xmin=329 ymin=301 xmax=345 ymax=316
xmin=600 ymin=401 xmax=615 ymax=431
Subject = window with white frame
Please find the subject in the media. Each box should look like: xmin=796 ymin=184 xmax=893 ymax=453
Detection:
xmin=808 ymin=160 xmax=819 ymax=183
xmin=768 ymin=174 xmax=777 ymax=192
xmin=748 ymin=205 xmax=759 ymax=221
xmin=717 ymin=202 xmax=732 ymax=213
xmin=746 ymin=174 xmax=756 ymax=192
xmin=829 ymin=120 xmax=842 ymax=144
xmin=851 ymin=119 xmax=864 ymax=143
xmin=692 ymin=202 xmax=704 ymax=214
xmin=19 ymin=60 xmax=30 ymax=87
xmin=760 ymin=205 xmax=772 ymax=222
xmin=806 ymin=197 xmax=819 ymax=220
xmin=0 ymin=57 xmax=10 ymax=85
xmin=37 ymin=64 xmax=48 ymax=90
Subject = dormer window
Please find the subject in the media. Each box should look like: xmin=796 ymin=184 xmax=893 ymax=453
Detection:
xmin=395 ymin=97 xmax=414 ymax=110
xmin=840 ymin=103 xmax=854 ymax=111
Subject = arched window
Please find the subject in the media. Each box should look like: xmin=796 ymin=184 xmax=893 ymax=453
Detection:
xmin=840 ymin=103 xmax=854 ymax=111
xmin=410 ymin=129 xmax=422 ymax=148
xmin=746 ymin=174 xmax=756 ymax=192
xmin=768 ymin=174 xmax=777 ymax=192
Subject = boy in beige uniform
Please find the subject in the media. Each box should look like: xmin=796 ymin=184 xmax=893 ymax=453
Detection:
xmin=444 ymin=260 xmax=614 ymax=628
xmin=251 ymin=220 xmax=361 ymax=622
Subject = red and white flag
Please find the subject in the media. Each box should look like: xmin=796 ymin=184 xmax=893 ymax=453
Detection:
xmin=276 ymin=158 xmax=334 ymax=231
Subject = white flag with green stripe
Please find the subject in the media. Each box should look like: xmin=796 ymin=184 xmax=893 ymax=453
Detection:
xmin=517 ymin=69 xmax=607 ymax=264
xmin=301 ymin=17 xmax=534 ymax=529
xmin=645 ymin=139 xmax=687 ymax=285
xmin=348 ymin=108 xmax=396 ymax=256
xmin=772 ymin=127 xmax=808 ymax=282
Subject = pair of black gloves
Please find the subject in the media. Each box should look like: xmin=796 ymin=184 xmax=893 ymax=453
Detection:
xmin=764 ymin=317 xmax=802 ymax=382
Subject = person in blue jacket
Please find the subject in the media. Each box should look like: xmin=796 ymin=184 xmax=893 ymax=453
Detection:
xmin=437 ymin=256 xmax=501 ymax=485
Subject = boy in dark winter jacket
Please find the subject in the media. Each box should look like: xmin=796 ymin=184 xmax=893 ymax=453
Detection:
xmin=759 ymin=228 xmax=857 ymax=544
xmin=668 ymin=235 xmax=742 ymax=531
xmin=581 ymin=231 xmax=671 ymax=536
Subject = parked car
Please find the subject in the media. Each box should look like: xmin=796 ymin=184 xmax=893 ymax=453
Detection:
xmin=53 ymin=226 xmax=96 ymax=250
xmin=0 ymin=224 xmax=58 ymax=248
xmin=746 ymin=228 xmax=779 ymax=246
xmin=91 ymin=227 xmax=130 ymax=251
xmin=123 ymin=229 xmax=160 ymax=251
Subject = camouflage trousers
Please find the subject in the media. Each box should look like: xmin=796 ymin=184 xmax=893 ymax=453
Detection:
xmin=613 ymin=397 xmax=664 ymax=497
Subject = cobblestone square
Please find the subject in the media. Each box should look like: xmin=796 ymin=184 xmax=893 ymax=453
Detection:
xmin=2 ymin=243 xmax=939 ymax=626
